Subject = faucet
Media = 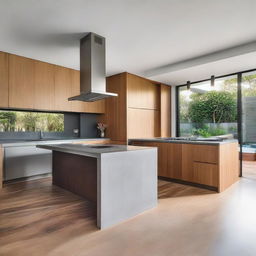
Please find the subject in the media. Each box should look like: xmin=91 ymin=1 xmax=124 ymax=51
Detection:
xmin=39 ymin=130 xmax=44 ymax=140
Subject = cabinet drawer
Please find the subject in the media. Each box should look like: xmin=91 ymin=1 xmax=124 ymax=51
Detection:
xmin=193 ymin=145 xmax=218 ymax=164
xmin=193 ymin=162 xmax=218 ymax=187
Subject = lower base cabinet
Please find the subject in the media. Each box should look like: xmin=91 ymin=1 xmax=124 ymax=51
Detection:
xmin=130 ymin=141 xmax=239 ymax=192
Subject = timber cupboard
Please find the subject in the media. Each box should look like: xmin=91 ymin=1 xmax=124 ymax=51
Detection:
xmin=0 ymin=51 xmax=105 ymax=113
xmin=130 ymin=140 xmax=239 ymax=192
xmin=102 ymin=72 xmax=172 ymax=143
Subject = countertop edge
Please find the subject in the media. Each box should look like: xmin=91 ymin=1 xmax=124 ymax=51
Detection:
xmin=128 ymin=138 xmax=238 ymax=145
xmin=0 ymin=138 xmax=110 ymax=148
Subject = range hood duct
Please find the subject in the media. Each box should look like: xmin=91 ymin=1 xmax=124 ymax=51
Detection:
xmin=68 ymin=32 xmax=117 ymax=102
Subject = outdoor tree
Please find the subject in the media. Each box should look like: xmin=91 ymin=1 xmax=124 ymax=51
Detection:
xmin=0 ymin=112 xmax=17 ymax=131
xmin=188 ymin=91 xmax=237 ymax=124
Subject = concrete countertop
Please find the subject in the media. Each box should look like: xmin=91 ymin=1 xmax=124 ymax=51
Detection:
xmin=37 ymin=143 xmax=154 ymax=158
xmin=129 ymin=138 xmax=238 ymax=146
xmin=0 ymin=138 xmax=110 ymax=148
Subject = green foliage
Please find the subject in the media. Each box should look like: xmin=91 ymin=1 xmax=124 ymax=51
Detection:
xmin=192 ymin=125 xmax=226 ymax=138
xmin=0 ymin=112 xmax=17 ymax=131
xmin=0 ymin=111 xmax=64 ymax=132
xmin=188 ymin=91 xmax=237 ymax=123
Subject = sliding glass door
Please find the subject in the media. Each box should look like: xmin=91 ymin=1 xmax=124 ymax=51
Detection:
xmin=176 ymin=69 xmax=256 ymax=178
xmin=177 ymin=76 xmax=238 ymax=139
xmin=241 ymin=71 xmax=256 ymax=178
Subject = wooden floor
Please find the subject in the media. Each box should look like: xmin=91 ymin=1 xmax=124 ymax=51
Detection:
xmin=1 ymin=162 xmax=256 ymax=256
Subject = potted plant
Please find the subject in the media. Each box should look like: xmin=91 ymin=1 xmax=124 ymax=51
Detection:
xmin=97 ymin=123 xmax=107 ymax=138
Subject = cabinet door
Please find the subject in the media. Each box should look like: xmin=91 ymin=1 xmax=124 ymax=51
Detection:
xmin=193 ymin=145 xmax=218 ymax=164
xmin=160 ymin=84 xmax=171 ymax=137
xmin=54 ymin=66 xmax=72 ymax=111
xmin=9 ymin=54 xmax=35 ymax=109
xmin=156 ymin=143 xmax=168 ymax=177
xmin=167 ymin=143 xmax=182 ymax=179
xmin=127 ymin=108 xmax=160 ymax=138
xmin=127 ymin=74 xmax=160 ymax=110
xmin=181 ymin=144 xmax=194 ymax=182
xmin=192 ymin=162 xmax=218 ymax=187
xmin=0 ymin=52 xmax=9 ymax=108
xmin=34 ymin=61 xmax=55 ymax=110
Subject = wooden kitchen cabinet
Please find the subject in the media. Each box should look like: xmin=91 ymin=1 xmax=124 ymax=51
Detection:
xmin=9 ymin=54 xmax=35 ymax=109
xmin=130 ymin=140 xmax=239 ymax=192
xmin=34 ymin=60 xmax=55 ymax=110
xmin=103 ymin=72 xmax=171 ymax=142
xmin=127 ymin=73 xmax=160 ymax=110
xmin=192 ymin=144 xmax=218 ymax=164
xmin=54 ymin=66 xmax=72 ymax=111
xmin=167 ymin=143 xmax=182 ymax=179
xmin=192 ymin=162 xmax=218 ymax=187
xmin=127 ymin=108 xmax=160 ymax=138
xmin=1 ymin=51 xmax=105 ymax=113
xmin=0 ymin=52 xmax=9 ymax=108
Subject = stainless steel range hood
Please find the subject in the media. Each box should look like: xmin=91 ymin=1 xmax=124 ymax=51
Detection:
xmin=68 ymin=32 xmax=117 ymax=102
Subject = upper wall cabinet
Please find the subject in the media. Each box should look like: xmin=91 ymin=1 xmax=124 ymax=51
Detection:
xmin=9 ymin=54 xmax=35 ymax=109
xmin=0 ymin=52 xmax=9 ymax=108
xmin=0 ymin=52 xmax=105 ymax=114
xmin=34 ymin=60 xmax=55 ymax=110
xmin=54 ymin=66 xmax=72 ymax=111
xmin=127 ymin=73 xmax=160 ymax=110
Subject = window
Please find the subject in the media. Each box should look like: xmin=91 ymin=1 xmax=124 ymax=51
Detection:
xmin=177 ymin=75 xmax=237 ymax=138
xmin=0 ymin=110 xmax=64 ymax=132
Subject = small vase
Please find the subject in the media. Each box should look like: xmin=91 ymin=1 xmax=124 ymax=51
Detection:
xmin=100 ymin=131 xmax=105 ymax=138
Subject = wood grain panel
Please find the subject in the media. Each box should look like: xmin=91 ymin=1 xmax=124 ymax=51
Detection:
xmin=34 ymin=60 xmax=55 ymax=110
xmin=54 ymin=66 xmax=72 ymax=111
xmin=127 ymin=73 xmax=160 ymax=110
xmin=218 ymin=142 xmax=239 ymax=192
xmin=181 ymin=144 xmax=194 ymax=182
xmin=52 ymin=151 xmax=97 ymax=202
xmin=9 ymin=54 xmax=35 ymax=109
xmin=193 ymin=145 xmax=218 ymax=164
xmin=127 ymin=108 xmax=160 ymax=139
xmin=0 ymin=146 xmax=3 ymax=189
xmin=104 ymin=73 xmax=127 ymax=142
xmin=167 ymin=143 xmax=182 ymax=179
xmin=193 ymin=162 xmax=218 ymax=187
xmin=160 ymin=84 xmax=171 ymax=137
xmin=0 ymin=52 xmax=9 ymax=108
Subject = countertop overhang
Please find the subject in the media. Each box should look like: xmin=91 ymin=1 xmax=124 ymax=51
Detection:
xmin=37 ymin=143 xmax=156 ymax=158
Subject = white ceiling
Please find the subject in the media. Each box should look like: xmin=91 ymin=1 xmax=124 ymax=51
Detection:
xmin=1 ymin=0 xmax=256 ymax=85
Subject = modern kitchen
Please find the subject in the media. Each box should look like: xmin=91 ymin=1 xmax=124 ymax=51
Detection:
xmin=1 ymin=1 xmax=256 ymax=256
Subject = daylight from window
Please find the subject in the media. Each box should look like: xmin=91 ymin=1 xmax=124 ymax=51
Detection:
xmin=0 ymin=111 xmax=64 ymax=132
xmin=178 ymin=76 xmax=238 ymax=138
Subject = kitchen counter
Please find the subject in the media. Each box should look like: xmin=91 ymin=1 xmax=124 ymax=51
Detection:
xmin=129 ymin=138 xmax=238 ymax=146
xmin=37 ymin=143 xmax=151 ymax=158
xmin=37 ymin=143 xmax=157 ymax=229
xmin=0 ymin=138 xmax=110 ymax=182
xmin=0 ymin=138 xmax=110 ymax=148
xmin=130 ymin=138 xmax=239 ymax=192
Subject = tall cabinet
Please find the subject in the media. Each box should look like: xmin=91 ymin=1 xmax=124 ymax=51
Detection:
xmin=0 ymin=52 xmax=9 ymax=108
xmin=103 ymin=72 xmax=171 ymax=143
